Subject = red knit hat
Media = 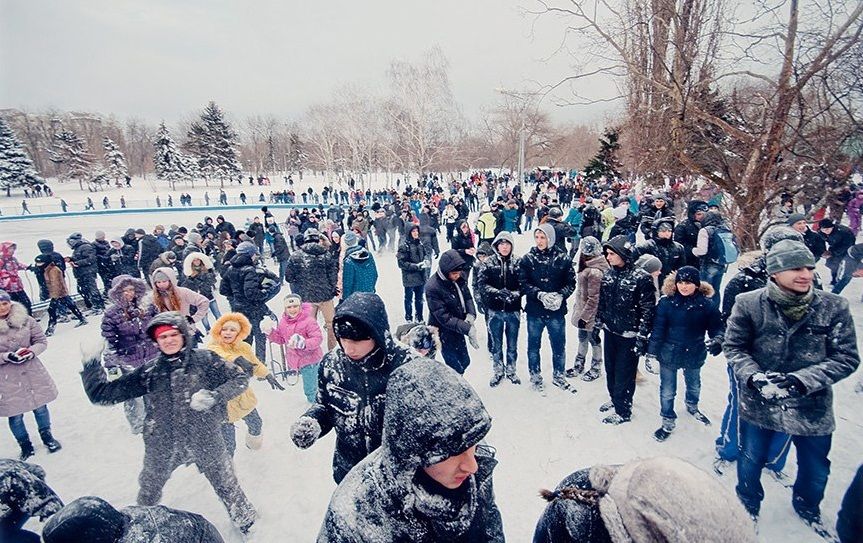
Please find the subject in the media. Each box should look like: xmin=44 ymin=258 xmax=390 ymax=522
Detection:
xmin=150 ymin=324 xmax=179 ymax=340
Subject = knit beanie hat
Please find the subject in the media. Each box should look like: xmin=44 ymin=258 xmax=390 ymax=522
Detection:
xmin=579 ymin=236 xmax=603 ymax=257
xmin=786 ymin=213 xmax=807 ymax=227
xmin=284 ymin=293 xmax=302 ymax=307
xmin=0 ymin=290 xmax=10 ymax=302
xmin=186 ymin=232 xmax=202 ymax=245
xmin=760 ymin=225 xmax=803 ymax=252
xmin=343 ymin=231 xmax=359 ymax=247
xmin=94 ymin=230 xmax=106 ymax=240
xmin=236 ymin=241 xmax=259 ymax=256
xmin=675 ymin=266 xmax=700 ymax=284
xmin=134 ymin=228 xmax=146 ymax=235
xmin=477 ymin=241 xmax=494 ymax=257
xmin=766 ymin=239 xmax=816 ymax=274
xmin=818 ymin=218 xmax=835 ymax=229
xmin=635 ymin=254 xmax=662 ymax=274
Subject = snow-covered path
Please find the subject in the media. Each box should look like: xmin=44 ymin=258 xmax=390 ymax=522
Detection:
xmin=2 ymin=208 xmax=861 ymax=542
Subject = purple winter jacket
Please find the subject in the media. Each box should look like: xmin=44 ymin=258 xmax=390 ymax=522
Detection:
xmin=100 ymin=275 xmax=159 ymax=370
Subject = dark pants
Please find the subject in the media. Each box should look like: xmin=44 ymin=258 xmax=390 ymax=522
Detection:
xmin=526 ymin=314 xmax=566 ymax=379
xmin=487 ymin=309 xmax=520 ymax=377
xmin=221 ymin=408 xmax=263 ymax=456
xmin=736 ymin=419 xmax=831 ymax=521
xmin=831 ymin=255 xmax=857 ymax=294
xmin=441 ymin=333 xmax=470 ymax=374
xmin=9 ymin=290 xmax=32 ymax=315
xmin=603 ymin=332 xmax=638 ymax=418
xmin=76 ymin=274 xmax=105 ymax=310
xmin=403 ymin=285 xmax=424 ymax=321
xmin=48 ymin=296 xmax=85 ymax=325
xmin=700 ymin=263 xmax=726 ymax=307
xmin=242 ymin=316 xmax=267 ymax=361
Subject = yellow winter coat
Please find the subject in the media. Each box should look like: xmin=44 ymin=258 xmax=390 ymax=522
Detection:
xmin=207 ymin=312 xmax=269 ymax=423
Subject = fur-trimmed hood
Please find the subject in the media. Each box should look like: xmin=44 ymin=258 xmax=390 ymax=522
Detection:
xmin=0 ymin=302 xmax=29 ymax=334
xmin=182 ymin=251 xmax=214 ymax=276
xmin=394 ymin=322 xmax=441 ymax=358
xmin=661 ymin=271 xmax=715 ymax=298
xmin=107 ymin=274 xmax=149 ymax=305
xmin=209 ymin=312 xmax=252 ymax=343
xmin=150 ymin=266 xmax=179 ymax=288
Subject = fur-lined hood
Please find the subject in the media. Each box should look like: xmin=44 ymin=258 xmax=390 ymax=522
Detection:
xmin=394 ymin=322 xmax=441 ymax=357
xmin=107 ymin=274 xmax=150 ymax=305
xmin=150 ymin=266 xmax=179 ymax=288
xmin=209 ymin=312 xmax=252 ymax=343
xmin=0 ymin=302 xmax=29 ymax=334
xmin=661 ymin=271 xmax=715 ymax=298
xmin=182 ymin=251 xmax=214 ymax=276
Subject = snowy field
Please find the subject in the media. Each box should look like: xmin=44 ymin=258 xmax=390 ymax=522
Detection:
xmin=2 ymin=206 xmax=862 ymax=542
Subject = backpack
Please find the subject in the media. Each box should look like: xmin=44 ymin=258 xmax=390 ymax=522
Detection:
xmin=708 ymin=226 xmax=739 ymax=265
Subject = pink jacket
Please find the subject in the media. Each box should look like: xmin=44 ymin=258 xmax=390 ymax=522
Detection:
xmin=267 ymin=303 xmax=323 ymax=370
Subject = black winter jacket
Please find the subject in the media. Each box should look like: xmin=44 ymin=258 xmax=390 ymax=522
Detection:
xmin=596 ymin=263 xmax=656 ymax=338
xmin=425 ymin=251 xmax=477 ymax=339
xmin=68 ymin=239 xmax=99 ymax=279
xmin=272 ymin=232 xmax=290 ymax=262
xmin=517 ymin=245 xmax=576 ymax=317
xmin=634 ymin=237 xmax=685 ymax=284
xmin=285 ymin=242 xmax=338 ymax=303
xmin=451 ymin=220 xmax=476 ymax=269
xmin=721 ymin=256 xmax=768 ymax=321
xmin=673 ymin=200 xmax=706 ymax=268
xmin=823 ymin=224 xmax=856 ymax=259
xmin=137 ymin=235 xmax=161 ymax=272
xmin=477 ymin=245 xmax=521 ymax=312
xmin=397 ymin=230 xmax=432 ymax=288
xmin=219 ymin=253 xmax=271 ymax=320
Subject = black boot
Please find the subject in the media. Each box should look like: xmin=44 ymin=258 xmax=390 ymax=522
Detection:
xmin=45 ymin=322 xmax=56 ymax=336
xmin=18 ymin=439 xmax=35 ymax=460
xmin=39 ymin=429 xmax=62 ymax=453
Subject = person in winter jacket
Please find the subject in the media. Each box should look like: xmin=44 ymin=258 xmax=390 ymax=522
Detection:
xmin=181 ymin=252 xmax=220 ymax=332
xmin=113 ymin=235 xmax=140 ymax=278
xmin=220 ymin=241 xmax=280 ymax=360
xmin=818 ymin=218 xmax=858 ymax=293
xmin=0 ymin=458 xmax=63 ymax=542
xmin=532 ymin=456 xmax=756 ymax=543
xmin=207 ymin=312 xmax=280 ymax=455
xmin=595 ymin=235 xmax=656 ymax=424
xmin=0 ymin=242 xmax=34 ymax=315
xmin=425 ymin=250 xmax=478 ymax=375
xmin=80 ymin=311 xmax=257 ymax=533
xmin=318 ymin=358 xmax=505 ymax=543
xmin=33 ymin=239 xmax=67 ymax=301
xmin=691 ymin=211 xmax=732 ymax=306
xmin=215 ymin=215 xmax=236 ymax=239
xmin=633 ymin=216 xmax=685 ymax=285
xmin=148 ymin=250 xmax=179 ymax=277
xmin=714 ymin=227 xmax=803 ymax=476
xmin=451 ymin=219 xmax=477 ymax=282
xmin=92 ymin=230 xmax=116 ymax=297
xmin=285 ymin=229 xmax=339 ymax=350
xmin=340 ymin=231 xmax=378 ymax=302
xmin=567 ymin=237 xmax=608 ymax=382
xmin=262 ymin=294 xmax=324 ymax=402
xmin=476 ymin=203 xmax=498 ymax=245
xmin=645 ymin=267 xmax=723 ymax=441
xmin=150 ymin=267 xmax=209 ymax=338
xmin=545 ymin=207 xmax=573 ymax=253
xmin=477 ymin=231 xmax=522 ymax=386
xmin=396 ymin=224 xmax=432 ymax=322
xmin=289 ymin=293 xmax=420 ymax=483
xmin=637 ymin=195 xmax=674 ymax=237
xmin=787 ymin=213 xmax=826 ymax=260
xmin=134 ymin=229 xmax=161 ymax=284
xmin=725 ymin=240 xmax=860 ymax=526
xmin=394 ymin=321 xmax=440 ymax=359
xmin=42 ymin=495 xmax=224 ymax=543
xmin=0 ymin=291 xmax=62 ymax=460
xmin=33 ymin=254 xmax=87 ymax=336
xmin=674 ymin=200 xmax=708 ymax=268
xmin=471 ymin=241 xmax=494 ymax=317
xmin=270 ymin=225 xmax=291 ymax=285
xmin=518 ymin=223 xmax=577 ymax=393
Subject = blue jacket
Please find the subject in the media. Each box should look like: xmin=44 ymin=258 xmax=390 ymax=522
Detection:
xmin=341 ymin=246 xmax=378 ymax=301
xmin=647 ymin=276 xmax=722 ymax=369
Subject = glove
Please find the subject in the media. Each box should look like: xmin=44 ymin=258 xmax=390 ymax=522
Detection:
xmin=467 ymin=326 xmax=480 ymax=349
xmin=706 ymin=337 xmax=723 ymax=356
xmin=289 ymin=334 xmax=306 ymax=350
xmin=106 ymin=366 xmax=123 ymax=381
xmin=260 ymin=277 xmax=278 ymax=289
xmin=260 ymin=319 xmax=276 ymax=335
xmin=749 ymin=372 xmax=770 ymax=391
xmin=14 ymin=348 xmax=34 ymax=362
xmin=110 ymin=253 xmax=121 ymax=262
xmin=634 ymin=335 xmax=649 ymax=357
xmin=766 ymin=372 xmax=805 ymax=398
xmin=417 ymin=261 xmax=429 ymax=270
xmin=290 ymin=416 xmax=321 ymax=449
xmin=591 ymin=325 xmax=602 ymax=345
xmin=505 ymin=290 xmax=521 ymax=304
xmin=538 ymin=292 xmax=555 ymax=310
xmin=644 ymin=355 xmax=660 ymax=375
xmin=189 ymin=389 xmax=217 ymax=411
xmin=465 ymin=314 xmax=476 ymax=325
xmin=265 ymin=373 xmax=285 ymax=391
xmin=5 ymin=352 xmax=24 ymax=364
xmin=186 ymin=315 xmax=196 ymax=325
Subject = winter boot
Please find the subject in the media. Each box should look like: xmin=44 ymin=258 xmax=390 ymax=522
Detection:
xmin=552 ymin=373 xmax=577 ymax=394
xmin=18 ymin=439 xmax=35 ymax=460
xmin=598 ymin=400 xmax=615 ymax=413
xmin=39 ymin=429 xmax=62 ymax=453
xmin=506 ymin=373 xmax=521 ymax=385
xmin=530 ymin=374 xmax=545 ymax=393
xmin=565 ymin=355 xmax=585 ymax=378
xmin=602 ymin=413 xmax=631 ymax=425
xmin=686 ymin=404 xmax=711 ymax=426
xmin=489 ymin=373 xmax=504 ymax=387
xmin=581 ymin=361 xmax=602 ymax=382
xmin=75 ymin=318 xmax=88 ymax=328
xmin=653 ymin=419 xmax=675 ymax=442
xmin=45 ymin=323 xmax=56 ymax=337
xmin=245 ymin=433 xmax=263 ymax=450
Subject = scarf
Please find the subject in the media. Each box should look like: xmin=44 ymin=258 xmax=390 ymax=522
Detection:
xmin=767 ymin=280 xmax=814 ymax=321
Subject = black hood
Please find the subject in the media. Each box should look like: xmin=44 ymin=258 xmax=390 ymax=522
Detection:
xmin=686 ymin=200 xmax=708 ymax=221
xmin=701 ymin=211 xmax=723 ymax=228
xmin=0 ymin=459 xmax=64 ymax=525
xmin=145 ymin=311 xmax=195 ymax=353
xmin=301 ymin=242 xmax=328 ymax=256
xmin=437 ymin=249 xmax=467 ymax=275
xmin=334 ymin=292 xmax=390 ymax=350
xmin=37 ymin=239 xmax=55 ymax=254
xmin=602 ymin=235 xmax=635 ymax=263
xmin=229 ymin=252 xmax=255 ymax=268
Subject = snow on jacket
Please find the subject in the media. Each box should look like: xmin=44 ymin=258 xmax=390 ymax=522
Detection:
xmin=285 ymin=242 xmax=339 ymax=303
xmin=149 ymin=252 xmax=179 ymax=277
xmin=396 ymin=227 xmax=432 ymax=288
xmin=647 ymin=273 xmax=722 ymax=369
xmin=181 ymin=252 xmax=217 ymax=301
xmin=0 ymin=302 xmax=56 ymax=417
xmin=301 ymin=293 xmax=419 ymax=483
xmin=517 ymin=240 xmax=577 ymax=317
xmin=219 ymin=253 xmax=271 ymax=320
xmin=596 ymin=262 xmax=656 ymax=338
xmin=101 ymin=276 xmax=159 ymax=370
xmin=67 ymin=237 xmax=99 ymax=279
xmin=633 ymin=237 xmax=685 ymax=285
xmin=476 ymin=232 xmax=522 ymax=313
xmin=318 ymin=358 xmax=504 ymax=543
xmin=822 ymin=224 xmax=856 ymax=259
xmin=207 ymin=313 xmax=269 ymax=423
xmin=0 ymin=459 xmax=63 ymax=536
xmin=673 ymin=200 xmax=706 ymax=268
xmin=425 ymin=250 xmax=477 ymax=338
xmin=267 ymin=303 xmax=324 ymax=370
xmin=724 ymin=288 xmax=860 ymax=436
xmin=82 ymin=311 xmax=249 ymax=468
xmin=570 ymin=255 xmax=609 ymax=329
xmin=0 ymin=242 xmax=28 ymax=293
xmin=720 ymin=254 xmax=767 ymax=321
xmin=451 ymin=220 xmax=476 ymax=269
xmin=341 ymin=246 xmax=378 ymax=301
xmin=150 ymin=267 xmax=209 ymax=323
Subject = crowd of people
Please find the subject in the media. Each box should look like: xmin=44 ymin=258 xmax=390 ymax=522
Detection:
xmin=1 ymin=170 xmax=862 ymax=541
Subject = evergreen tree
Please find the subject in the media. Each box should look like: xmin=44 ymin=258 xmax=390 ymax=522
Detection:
xmin=287 ymin=132 xmax=306 ymax=174
xmin=185 ymin=101 xmax=242 ymax=184
xmin=49 ymin=129 xmax=94 ymax=190
xmin=102 ymin=137 xmax=129 ymax=185
xmin=0 ymin=117 xmax=44 ymax=193
xmin=265 ymin=133 xmax=277 ymax=174
xmin=583 ymin=128 xmax=622 ymax=182
xmin=153 ymin=122 xmax=191 ymax=190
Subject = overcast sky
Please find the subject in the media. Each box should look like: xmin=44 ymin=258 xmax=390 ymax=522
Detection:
xmin=0 ymin=0 xmax=620 ymax=126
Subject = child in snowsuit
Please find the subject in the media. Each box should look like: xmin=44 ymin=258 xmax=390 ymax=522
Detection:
xmin=262 ymin=294 xmax=323 ymax=403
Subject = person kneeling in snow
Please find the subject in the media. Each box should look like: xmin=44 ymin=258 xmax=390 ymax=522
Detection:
xmin=79 ymin=311 xmax=257 ymax=534
xmin=289 ymin=292 xmax=421 ymax=483
xmin=42 ymin=496 xmax=224 ymax=543
xmin=533 ymin=456 xmax=756 ymax=543
xmin=318 ymin=358 xmax=505 ymax=542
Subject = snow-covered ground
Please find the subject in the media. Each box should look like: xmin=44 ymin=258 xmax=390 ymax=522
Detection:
xmin=2 ymin=207 xmax=861 ymax=542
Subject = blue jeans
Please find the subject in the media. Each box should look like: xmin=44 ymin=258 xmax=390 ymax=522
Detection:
xmin=716 ymin=364 xmax=791 ymax=471
xmin=201 ymin=298 xmax=222 ymax=332
xmin=8 ymin=405 xmax=51 ymax=442
xmin=487 ymin=309 xmax=520 ymax=377
xmin=524 ymin=215 xmax=534 ymax=231
xmin=659 ymin=364 xmax=701 ymax=422
xmin=278 ymin=259 xmax=289 ymax=286
xmin=403 ymin=285 xmax=424 ymax=321
xmin=526 ymin=314 xmax=566 ymax=378
xmin=221 ymin=408 xmax=263 ymax=456
xmin=831 ymin=255 xmax=856 ymax=294
xmin=300 ymin=364 xmax=319 ymax=403
xmin=736 ymin=419 xmax=832 ymax=520
xmin=700 ymin=263 xmax=726 ymax=306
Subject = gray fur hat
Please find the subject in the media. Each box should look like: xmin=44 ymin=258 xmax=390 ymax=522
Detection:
xmin=766 ymin=239 xmax=816 ymax=274
xmin=579 ymin=236 xmax=603 ymax=257
xmin=635 ymin=254 xmax=662 ymax=274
